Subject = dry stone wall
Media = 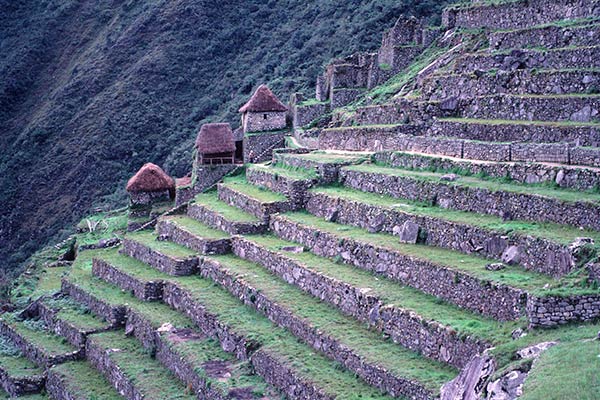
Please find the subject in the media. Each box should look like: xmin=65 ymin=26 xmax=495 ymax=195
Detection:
xmin=243 ymin=132 xmax=287 ymax=164
xmin=156 ymin=219 xmax=231 ymax=255
xmin=527 ymin=294 xmax=600 ymax=328
xmin=121 ymin=237 xmax=199 ymax=277
xmin=187 ymin=203 xmax=266 ymax=235
xmin=490 ymin=22 xmax=600 ymax=50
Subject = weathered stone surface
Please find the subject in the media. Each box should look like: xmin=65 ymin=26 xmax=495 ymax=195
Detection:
xmin=397 ymin=220 xmax=420 ymax=244
xmin=217 ymin=183 xmax=294 ymax=224
xmin=440 ymin=351 xmax=495 ymax=400
xmin=0 ymin=362 xmax=44 ymax=397
xmin=187 ymin=202 xmax=267 ymax=235
xmin=246 ymin=166 xmax=316 ymax=208
xmin=243 ymin=131 xmax=287 ymax=164
xmin=270 ymin=214 xmax=527 ymax=321
xmin=61 ymin=279 xmax=127 ymax=327
xmin=156 ymin=219 xmax=231 ymax=257
xmin=122 ymin=236 xmax=199 ymax=277
xmin=527 ymin=294 xmax=600 ymax=328
xmin=232 ymin=237 xmax=489 ymax=369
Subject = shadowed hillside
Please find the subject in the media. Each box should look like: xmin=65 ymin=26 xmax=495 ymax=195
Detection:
xmin=0 ymin=0 xmax=448 ymax=278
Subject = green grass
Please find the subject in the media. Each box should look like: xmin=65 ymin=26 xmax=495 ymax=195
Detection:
xmin=1 ymin=314 xmax=76 ymax=356
xmin=89 ymin=331 xmax=196 ymax=399
xmin=126 ymin=230 xmax=198 ymax=259
xmin=42 ymin=297 xmax=108 ymax=331
xmin=75 ymin=209 xmax=128 ymax=248
xmin=311 ymin=186 xmax=600 ymax=246
xmin=345 ymin=164 xmax=600 ymax=204
xmin=280 ymin=212 xmax=558 ymax=292
xmin=279 ymin=151 xmax=369 ymax=165
xmin=0 ymin=390 xmax=46 ymax=400
xmin=207 ymin=253 xmax=458 ymax=389
xmin=439 ymin=117 xmax=600 ymax=127
xmin=518 ymin=340 xmax=600 ymax=400
xmin=221 ymin=175 xmax=288 ymax=203
xmin=249 ymin=163 xmax=318 ymax=181
xmin=161 ymin=215 xmax=229 ymax=241
xmin=193 ymin=192 xmax=261 ymax=223
xmin=0 ymin=335 xmax=42 ymax=378
xmin=50 ymin=361 xmax=123 ymax=399
xmin=244 ymin=234 xmax=522 ymax=344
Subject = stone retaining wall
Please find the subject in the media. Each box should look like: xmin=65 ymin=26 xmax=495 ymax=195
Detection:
xmin=156 ymin=219 xmax=231 ymax=256
xmin=243 ymin=132 xmax=287 ymax=164
xmin=512 ymin=143 xmax=570 ymax=164
xmin=373 ymin=151 xmax=600 ymax=190
xmin=293 ymin=103 xmax=329 ymax=129
xmin=331 ymin=88 xmax=365 ymax=108
xmin=187 ymin=203 xmax=266 ymax=235
xmin=527 ymin=294 xmax=600 ymax=328
xmin=0 ymin=365 xmax=44 ymax=397
xmin=246 ymin=167 xmax=315 ymax=208
xmin=490 ymin=22 xmax=600 ymax=50
xmin=122 ymin=237 xmax=199 ymax=277
xmin=217 ymin=183 xmax=294 ymax=223
xmin=454 ymin=46 xmax=600 ymax=74
xmin=305 ymin=191 xmax=577 ymax=278
xmin=46 ymin=368 xmax=85 ymax=400
xmin=0 ymin=320 xmax=82 ymax=368
xmin=340 ymin=167 xmax=600 ymax=231
xmin=198 ymin=255 xmax=435 ymax=400
xmin=61 ymin=279 xmax=127 ymax=327
xmin=192 ymin=164 xmax=237 ymax=198
xmin=231 ymin=237 xmax=488 ymax=368
xmin=92 ymin=258 xmax=164 ymax=300
xmin=273 ymin=153 xmax=362 ymax=184
xmin=429 ymin=120 xmax=600 ymax=147
xmin=571 ymin=146 xmax=600 ymax=167
xmin=270 ymin=215 xmax=527 ymax=321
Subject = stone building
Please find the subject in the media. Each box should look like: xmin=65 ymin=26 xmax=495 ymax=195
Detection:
xmin=126 ymin=163 xmax=175 ymax=205
xmin=239 ymin=84 xmax=288 ymax=133
xmin=195 ymin=123 xmax=236 ymax=165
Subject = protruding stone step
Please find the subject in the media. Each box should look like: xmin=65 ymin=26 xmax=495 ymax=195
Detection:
xmin=187 ymin=192 xmax=266 ymax=235
xmin=443 ymin=0 xmax=599 ymax=30
xmin=270 ymin=212 xmax=545 ymax=320
xmin=459 ymin=94 xmax=600 ymax=123
xmin=231 ymin=235 xmax=499 ymax=368
xmin=422 ymin=69 xmax=600 ymax=99
xmin=453 ymin=46 xmax=600 ymax=74
xmin=217 ymin=176 xmax=294 ymax=223
xmin=36 ymin=296 xmax=111 ymax=348
xmin=0 ymin=315 xmax=82 ymax=368
xmin=122 ymin=230 xmax=199 ymax=276
xmin=273 ymin=149 xmax=368 ymax=183
xmin=0 ymin=340 xmax=44 ymax=397
xmin=246 ymin=164 xmax=318 ymax=207
xmin=197 ymin=253 xmax=458 ymax=397
xmin=374 ymin=149 xmax=600 ymax=191
xmin=155 ymin=215 xmax=230 ymax=256
xmin=340 ymin=163 xmax=600 ymax=231
xmin=490 ymin=19 xmax=600 ymax=50
xmin=429 ymin=118 xmax=600 ymax=147
xmin=46 ymin=361 xmax=123 ymax=400
xmin=68 ymin=252 xmax=279 ymax=399
xmin=86 ymin=331 xmax=196 ymax=400
xmin=306 ymin=187 xmax=600 ymax=277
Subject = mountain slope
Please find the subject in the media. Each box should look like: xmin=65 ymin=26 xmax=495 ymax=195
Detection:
xmin=0 ymin=0 xmax=449 ymax=277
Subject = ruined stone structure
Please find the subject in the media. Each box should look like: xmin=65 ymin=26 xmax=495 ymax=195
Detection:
xmin=5 ymin=1 xmax=600 ymax=400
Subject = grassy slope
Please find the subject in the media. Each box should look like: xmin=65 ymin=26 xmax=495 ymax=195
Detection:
xmin=0 ymin=0 xmax=451 ymax=277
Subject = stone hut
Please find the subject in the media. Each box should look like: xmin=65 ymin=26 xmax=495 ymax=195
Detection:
xmin=195 ymin=123 xmax=236 ymax=165
xmin=126 ymin=163 xmax=175 ymax=205
xmin=239 ymin=84 xmax=288 ymax=133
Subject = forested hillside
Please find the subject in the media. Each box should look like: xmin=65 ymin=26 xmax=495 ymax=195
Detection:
xmin=0 ymin=0 xmax=449 ymax=281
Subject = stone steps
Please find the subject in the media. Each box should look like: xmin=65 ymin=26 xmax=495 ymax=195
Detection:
xmin=217 ymin=177 xmax=295 ymax=223
xmin=231 ymin=235 xmax=503 ymax=368
xmin=0 ymin=316 xmax=82 ymax=369
xmin=246 ymin=164 xmax=318 ymax=207
xmin=46 ymin=361 xmax=123 ymax=400
xmin=67 ymin=251 xmax=280 ymax=399
xmin=270 ymin=212 xmax=548 ymax=321
xmin=458 ymin=94 xmax=600 ymax=123
xmin=155 ymin=216 xmax=231 ymax=256
xmin=429 ymin=118 xmax=600 ymax=146
xmin=197 ymin=252 xmax=459 ymax=397
xmin=442 ymin=0 xmax=600 ymax=30
xmin=306 ymin=186 xmax=600 ymax=277
xmin=122 ymin=230 xmax=200 ymax=276
xmin=340 ymin=163 xmax=600 ymax=231
xmin=452 ymin=45 xmax=600 ymax=74
xmin=188 ymin=192 xmax=267 ymax=235
xmin=86 ymin=331 xmax=196 ymax=400
xmin=272 ymin=150 xmax=369 ymax=183
xmin=90 ymin=249 xmax=420 ymax=400
xmin=318 ymin=124 xmax=600 ymax=167
xmin=373 ymin=149 xmax=600 ymax=191
xmin=0 ymin=341 xmax=44 ymax=397
xmin=422 ymin=69 xmax=600 ymax=100
xmin=490 ymin=19 xmax=600 ymax=50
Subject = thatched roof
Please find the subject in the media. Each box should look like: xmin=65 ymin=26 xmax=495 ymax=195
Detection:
xmin=195 ymin=123 xmax=236 ymax=154
xmin=126 ymin=163 xmax=175 ymax=193
xmin=239 ymin=84 xmax=288 ymax=113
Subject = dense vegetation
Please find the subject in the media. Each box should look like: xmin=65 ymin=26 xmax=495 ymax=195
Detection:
xmin=0 ymin=0 xmax=451 ymax=281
